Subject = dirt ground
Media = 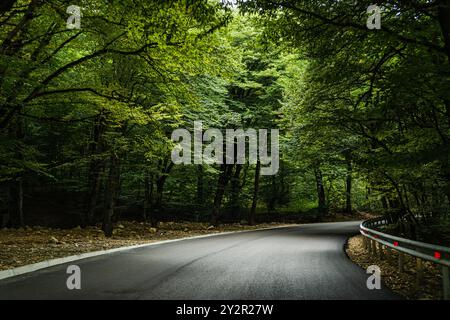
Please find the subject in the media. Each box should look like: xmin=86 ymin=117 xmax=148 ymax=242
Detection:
xmin=346 ymin=235 xmax=444 ymax=300
xmin=0 ymin=221 xmax=288 ymax=271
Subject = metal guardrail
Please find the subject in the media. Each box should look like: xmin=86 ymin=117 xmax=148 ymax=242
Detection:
xmin=360 ymin=217 xmax=450 ymax=300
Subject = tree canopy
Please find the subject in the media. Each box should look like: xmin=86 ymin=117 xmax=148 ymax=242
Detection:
xmin=1 ymin=0 xmax=449 ymax=241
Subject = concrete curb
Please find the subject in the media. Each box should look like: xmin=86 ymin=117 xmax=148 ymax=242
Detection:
xmin=0 ymin=224 xmax=294 ymax=281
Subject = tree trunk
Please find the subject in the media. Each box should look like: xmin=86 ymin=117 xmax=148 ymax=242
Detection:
xmin=345 ymin=152 xmax=352 ymax=214
xmin=438 ymin=0 xmax=450 ymax=68
xmin=267 ymin=175 xmax=277 ymax=213
xmin=102 ymin=154 xmax=119 ymax=237
xmin=229 ymin=164 xmax=243 ymax=220
xmin=10 ymin=119 xmax=25 ymax=227
xmin=152 ymin=179 xmax=164 ymax=228
xmin=143 ymin=173 xmax=153 ymax=223
xmin=150 ymin=161 xmax=174 ymax=227
xmin=381 ymin=196 xmax=388 ymax=210
xmin=83 ymin=113 xmax=105 ymax=226
xmin=1 ymin=184 xmax=10 ymax=228
xmin=211 ymin=164 xmax=234 ymax=226
xmin=279 ymin=168 xmax=289 ymax=205
xmin=196 ymin=165 xmax=204 ymax=205
xmin=84 ymin=163 xmax=103 ymax=226
xmin=249 ymin=161 xmax=261 ymax=226
xmin=8 ymin=179 xmax=25 ymax=228
xmin=314 ymin=166 xmax=327 ymax=217
xmin=17 ymin=178 xmax=24 ymax=227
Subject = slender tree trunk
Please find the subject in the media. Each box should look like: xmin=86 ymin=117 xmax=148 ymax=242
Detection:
xmin=10 ymin=118 xmax=25 ymax=227
xmin=1 ymin=184 xmax=10 ymax=228
xmin=381 ymin=196 xmax=388 ymax=210
xmin=17 ymin=178 xmax=24 ymax=227
xmin=267 ymin=175 xmax=277 ymax=213
xmin=249 ymin=161 xmax=261 ymax=226
xmin=8 ymin=179 xmax=25 ymax=228
xmin=84 ymin=164 xmax=103 ymax=226
xmin=113 ymin=159 xmax=122 ymax=222
xmin=102 ymin=154 xmax=119 ymax=237
xmin=152 ymin=179 xmax=164 ymax=228
xmin=279 ymin=169 xmax=288 ymax=205
xmin=151 ymin=161 xmax=174 ymax=227
xmin=230 ymin=164 xmax=243 ymax=220
xmin=143 ymin=173 xmax=153 ymax=223
xmin=211 ymin=164 xmax=234 ymax=226
xmin=345 ymin=152 xmax=352 ymax=214
xmin=314 ymin=166 xmax=327 ymax=217
xmin=438 ymin=0 xmax=450 ymax=68
xmin=196 ymin=165 xmax=204 ymax=205
xmin=84 ymin=113 xmax=105 ymax=226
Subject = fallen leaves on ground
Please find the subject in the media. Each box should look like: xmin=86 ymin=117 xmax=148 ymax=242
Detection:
xmin=0 ymin=221 xmax=288 ymax=271
xmin=346 ymin=235 xmax=443 ymax=300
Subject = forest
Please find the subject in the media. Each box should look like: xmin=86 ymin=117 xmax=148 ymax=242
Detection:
xmin=1 ymin=0 xmax=450 ymax=243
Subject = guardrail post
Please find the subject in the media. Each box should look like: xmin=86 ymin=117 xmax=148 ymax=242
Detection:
xmin=416 ymin=258 xmax=423 ymax=288
xmin=443 ymin=266 xmax=450 ymax=300
xmin=372 ymin=240 xmax=377 ymax=256
xmin=398 ymin=252 xmax=404 ymax=273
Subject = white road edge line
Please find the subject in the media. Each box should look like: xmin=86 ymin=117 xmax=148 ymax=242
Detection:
xmin=0 ymin=224 xmax=295 ymax=281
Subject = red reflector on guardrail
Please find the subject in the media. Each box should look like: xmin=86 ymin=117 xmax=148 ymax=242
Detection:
xmin=394 ymin=241 xmax=399 ymax=247
xmin=435 ymin=252 xmax=441 ymax=259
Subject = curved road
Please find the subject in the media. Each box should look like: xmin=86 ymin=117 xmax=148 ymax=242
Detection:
xmin=0 ymin=221 xmax=397 ymax=300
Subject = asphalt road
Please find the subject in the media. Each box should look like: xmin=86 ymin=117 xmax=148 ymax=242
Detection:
xmin=0 ymin=221 xmax=398 ymax=300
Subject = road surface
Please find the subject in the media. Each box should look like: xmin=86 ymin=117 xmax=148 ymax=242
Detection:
xmin=0 ymin=221 xmax=398 ymax=300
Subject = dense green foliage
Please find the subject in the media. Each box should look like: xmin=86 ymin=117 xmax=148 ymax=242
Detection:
xmin=240 ymin=0 xmax=450 ymax=240
xmin=1 ymin=0 xmax=450 ymax=240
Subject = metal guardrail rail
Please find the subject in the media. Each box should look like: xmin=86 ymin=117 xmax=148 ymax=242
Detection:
xmin=360 ymin=217 xmax=450 ymax=300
